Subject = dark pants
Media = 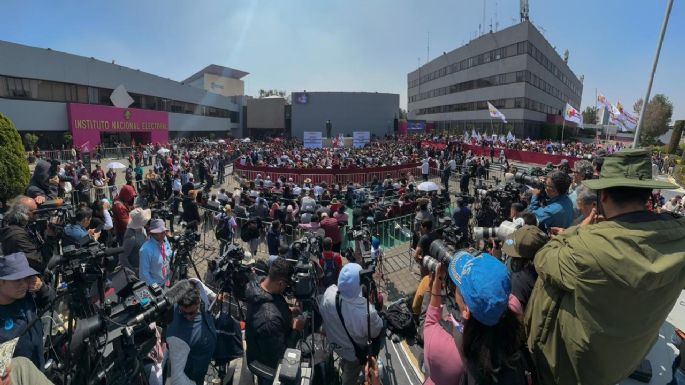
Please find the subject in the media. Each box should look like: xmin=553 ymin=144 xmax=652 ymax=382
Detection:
xmin=422 ymin=173 xmax=428 ymax=181
xmin=333 ymin=242 xmax=341 ymax=253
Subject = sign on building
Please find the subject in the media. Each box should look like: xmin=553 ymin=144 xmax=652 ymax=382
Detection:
xmin=303 ymin=131 xmax=323 ymax=148
xmin=353 ymin=131 xmax=370 ymax=148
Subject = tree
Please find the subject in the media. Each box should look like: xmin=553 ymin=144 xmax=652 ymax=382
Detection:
xmin=399 ymin=108 xmax=408 ymax=120
xmin=62 ymin=132 xmax=73 ymax=147
xmin=582 ymin=106 xmax=598 ymax=125
xmin=23 ymin=133 xmax=39 ymax=150
xmin=634 ymin=94 xmax=674 ymax=144
xmin=0 ymin=113 xmax=30 ymax=203
xmin=667 ymin=120 xmax=684 ymax=155
xmin=258 ymin=89 xmax=286 ymax=98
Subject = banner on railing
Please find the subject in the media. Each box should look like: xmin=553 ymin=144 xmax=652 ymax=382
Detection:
xmin=303 ymin=132 xmax=323 ymax=149
xmin=352 ymin=131 xmax=370 ymax=148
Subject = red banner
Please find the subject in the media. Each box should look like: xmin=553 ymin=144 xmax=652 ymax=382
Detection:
xmin=457 ymin=143 xmax=580 ymax=168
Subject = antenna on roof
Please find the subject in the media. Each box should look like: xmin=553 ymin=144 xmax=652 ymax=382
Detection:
xmin=520 ymin=0 xmax=529 ymax=21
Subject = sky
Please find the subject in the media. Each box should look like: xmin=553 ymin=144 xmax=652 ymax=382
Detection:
xmin=1 ymin=0 xmax=684 ymax=120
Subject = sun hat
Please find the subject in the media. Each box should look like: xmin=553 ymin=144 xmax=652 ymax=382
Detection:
xmin=583 ymin=149 xmax=677 ymax=190
xmin=338 ymin=263 xmax=363 ymax=299
xmin=304 ymin=178 xmax=312 ymax=184
xmin=501 ymin=225 xmax=548 ymax=260
xmin=128 ymin=208 xmax=152 ymax=229
xmin=0 ymin=252 xmax=39 ymax=281
xmin=148 ymin=218 xmax=167 ymax=234
xmin=448 ymin=252 xmax=511 ymax=326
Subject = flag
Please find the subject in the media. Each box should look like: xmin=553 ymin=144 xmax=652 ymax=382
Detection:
xmin=564 ymin=103 xmax=583 ymax=127
xmin=332 ymin=134 xmax=341 ymax=147
xmin=506 ymin=131 xmax=515 ymax=142
xmin=615 ymin=102 xmax=638 ymax=130
xmin=471 ymin=129 xmax=478 ymax=140
xmin=476 ymin=132 xmax=482 ymax=142
xmin=487 ymin=101 xmax=507 ymax=123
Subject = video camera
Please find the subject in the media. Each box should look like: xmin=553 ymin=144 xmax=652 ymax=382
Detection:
xmin=210 ymin=243 xmax=253 ymax=300
xmin=288 ymin=235 xmax=322 ymax=301
xmin=436 ymin=217 xmax=465 ymax=249
xmin=472 ymin=218 xmax=524 ymax=241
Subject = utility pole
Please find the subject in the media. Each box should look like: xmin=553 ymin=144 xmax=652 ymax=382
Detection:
xmin=633 ymin=0 xmax=674 ymax=148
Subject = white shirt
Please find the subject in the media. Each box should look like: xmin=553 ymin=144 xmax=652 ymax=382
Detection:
xmin=421 ymin=161 xmax=429 ymax=175
xmin=448 ymin=159 xmax=457 ymax=171
xmin=318 ymin=285 xmax=383 ymax=362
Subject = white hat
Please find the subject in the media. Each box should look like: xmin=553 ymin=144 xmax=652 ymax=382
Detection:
xmin=128 ymin=208 xmax=152 ymax=229
xmin=148 ymin=218 xmax=167 ymax=234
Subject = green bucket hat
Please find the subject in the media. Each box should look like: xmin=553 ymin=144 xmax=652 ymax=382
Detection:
xmin=583 ymin=148 xmax=677 ymax=190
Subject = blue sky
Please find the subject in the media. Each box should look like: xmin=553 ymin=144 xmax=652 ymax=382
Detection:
xmin=2 ymin=0 xmax=684 ymax=120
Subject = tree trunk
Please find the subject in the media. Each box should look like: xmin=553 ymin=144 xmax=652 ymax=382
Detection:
xmin=668 ymin=120 xmax=683 ymax=154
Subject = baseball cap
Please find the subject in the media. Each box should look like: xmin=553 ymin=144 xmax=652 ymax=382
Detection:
xmin=448 ymin=252 xmax=511 ymax=326
xmin=338 ymin=263 xmax=363 ymax=299
xmin=501 ymin=225 xmax=548 ymax=260
xmin=0 ymin=252 xmax=39 ymax=281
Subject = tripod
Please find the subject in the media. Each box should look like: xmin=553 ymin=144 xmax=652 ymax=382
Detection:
xmin=169 ymin=246 xmax=202 ymax=284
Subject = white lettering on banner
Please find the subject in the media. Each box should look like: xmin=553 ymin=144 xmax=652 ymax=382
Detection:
xmin=352 ymin=131 xmax=370 ymax=148
xmin=303 ymin=132 xmax=323 ymax=149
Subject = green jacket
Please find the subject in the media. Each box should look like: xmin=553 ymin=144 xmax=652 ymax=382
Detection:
xmin=525 ymin=211 xmax=685 ymax=385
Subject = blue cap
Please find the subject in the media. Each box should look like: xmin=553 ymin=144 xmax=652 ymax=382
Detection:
xmin=371 ymin=237 xmax=381 ymax=249
xmin=338 ymin=263 xmax=362 ymax=299
xmin=448 ymin=252 xmax=511 ymax=326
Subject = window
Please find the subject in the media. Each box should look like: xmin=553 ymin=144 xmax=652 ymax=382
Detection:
xmin=98 ymin=88 xmax=112 ymax=105
xmin=0 ymin=76 xmax=6 ymax=97
xmin=515 ymin=71 xmax=525 ymax=82
xmin=517 ymin=41 xmax=526 ymax=55
xmin=7 ymin=77 xmax=31 ymax=98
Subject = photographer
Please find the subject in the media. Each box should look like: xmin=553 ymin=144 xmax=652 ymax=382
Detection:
xmin=318 ymin=263 xmax=383 ymax=385
xmin=528 ymin=171 xmax=573 ymax=231
xmin=0 ymin=197 xmax=43 ymax=271
xmin=62 ymin=207 xmax=100 ymax=248
xmin=423 ymin=254 xmax=526 ymax=385
xmin=414 ymin=220 xmax=441 ymax=277
xmin=25 ymin=160 xmax=58 ymax=205
xmin=475 ymin=198 xmax=497 ymax=228
xmin=165 ymin=278 xmax=217 ymax=385
xmin=451 ymin=197 xmax=471 ymax=240
xmin=526 ymin=149 xmax=685 ymax=385
xmin=0 ymin=252 xmax=55 ymax=372
xmin=245 ymin=258 xmax=304 ymax=385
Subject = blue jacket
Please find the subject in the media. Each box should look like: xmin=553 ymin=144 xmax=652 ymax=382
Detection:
xmin=529 ymin=194 xmax=574 ymax=231
xmin=62 ymin=224 xmax=89 ymax=248
xmin=138 ymin=238 xmax=172 ymax=287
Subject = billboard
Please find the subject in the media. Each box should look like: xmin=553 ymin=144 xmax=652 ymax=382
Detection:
xmin=407 ymin=121 xmax=426 ymax=130
xmin=353 ymin=131 xmax=370 ymax=148
xmin=303 ymin=131 xmax=323 ymax=148
xmin=294 ymin=93 xmax=309 ymax=104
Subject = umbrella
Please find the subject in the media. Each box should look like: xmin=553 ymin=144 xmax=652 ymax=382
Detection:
xmin=157 ymin=148 xmax=170 ymax=154
xmin=218 ymin=139 xmax=226 ymax=144
xmin=417 ymin=181 xmax=439 ymax=192
xmin=106 ymin=161 xmax=126 ymax=169
xmin=241 ymin=138 xmax=251 ymax=143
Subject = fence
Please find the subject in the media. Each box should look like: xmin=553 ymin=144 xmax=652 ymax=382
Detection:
xmin=455 ymin=143 xmax=581 ymax=167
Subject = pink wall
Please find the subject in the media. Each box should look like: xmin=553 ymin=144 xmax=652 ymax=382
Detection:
xmin=68 ymin=103 xmax=169 ymax=149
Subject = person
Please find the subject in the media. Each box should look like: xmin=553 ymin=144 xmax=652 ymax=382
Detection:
xmin=320 ymin=212 xmax=342 ymax=252
xmin=0 ymin=253 xmax=55 ymax=372
xmin=663 ymin=195 xmax=683 ymax=213
xmin=413 ymin=219 xmax=438 ymax=276
xmin=74 ymin=175 xmax=92 ymax=207
xmin=165 ymin=279 xmax=217 ymax=385
xmin=525 ymin=149 xmax=685 ymax=385
xmin=89 ymin=200 xmax=112 ymax=246
xmin=113 ymin=182 xmax=136 ymax=244
xmin=567 ymin=160 xmax=594 ymax=215
xmin=62 ymin=207 xmax=100 ymax=248
xmin=475 ymin=197 xmax=497 ymax=228
xmin=569 ymin=185 xmax=596 ymax=226
xmin=181 ymin=190 xmax=201 ymax=232
xmin=500 ymin=225 xmax=547 ymax=310
xmin=138 ymin=219 xmax=172 ymax=287
xmin=413 ymin=198 xmax=434 ymax=247
xmin=451 ymin=197 xmax=471 ymax=240
xmin=2 ymin=356 xmax=55 ymax=385
xmin=318 ymin=263 xmax=383 ymax=385
xmin=319 ymin=237 xmax=343 ymax=289
xmin=423 ymin=253 xmax=526 ymax=385
xmin=245 ymin=258 xmax=304 ymax=384
xmin=25 ymin=160 xmax=58 ymax=204
xmin=119 ymin=208 xmax=150 ymax=273
xmin=528 ymin=171 xmax=574 ymax=232
xmin=214 ymin=206 xmax=237 ymax=257
xmin=0 ymin=197 xmax=44 ymax=271
xmin=266 ymin=220 xmax=282 ymax=256
xmin=509 ymin=202 xmax=526 ymax=221
xmin=421 ymin=158 xmax=430 ymax=181
xmin=441 ymin=161 xmax=451 ymax=192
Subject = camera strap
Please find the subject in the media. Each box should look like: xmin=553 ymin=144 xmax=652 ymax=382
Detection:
xmin=335 ymin=291 xmax=366 ymax=365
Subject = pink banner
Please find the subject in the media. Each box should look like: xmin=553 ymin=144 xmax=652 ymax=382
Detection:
xmin=68 ymin=103 xmax=169 ymax=149
xmin=458 ymin=143 xmax=580 ymax=167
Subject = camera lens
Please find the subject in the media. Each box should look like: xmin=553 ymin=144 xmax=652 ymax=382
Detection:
xmin=429 ymin=240 xmax=453 ymax=264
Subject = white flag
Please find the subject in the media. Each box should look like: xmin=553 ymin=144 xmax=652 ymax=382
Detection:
xmin=487 ymin=101 xmax=507 ymax=123
xmin=564 ymin=103 xmax=583 ymax=127
xmin=471 ymin=129 xmax=478 ymax=139
xmin=506 ymin=131 xmax=515 ymax=142
xmin=476 ymin=132 xmax=482 ymax=142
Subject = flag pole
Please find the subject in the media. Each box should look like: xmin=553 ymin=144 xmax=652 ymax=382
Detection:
xmin=633 ymin=0 xmax=674 ymax=148
xmin=561 ymin=118 xmax=566 ymax=146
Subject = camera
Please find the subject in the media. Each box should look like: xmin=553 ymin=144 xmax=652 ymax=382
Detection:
xmin=472 ymin=219 xmax=524 ymax=241
xmin=514 ymin=172 xmax=544 ymax=189
xmin=422 ymin=240 xmax=477 ymax=274
xmin=173 ymin=229 xmax=201 ymax=249
xmin=211 ymin=243 xmax=253 ymax=300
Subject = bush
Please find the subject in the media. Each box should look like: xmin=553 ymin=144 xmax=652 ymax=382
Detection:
xmin=24 ymin=133 xmax=39 ymax=150
xmin=0 ymin=113 xmax=30 ymax=203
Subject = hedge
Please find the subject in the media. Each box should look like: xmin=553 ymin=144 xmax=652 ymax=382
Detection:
xmin=0 ymin=113 xmax=30 ymax=202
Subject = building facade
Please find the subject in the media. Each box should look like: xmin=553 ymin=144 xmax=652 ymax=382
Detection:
xmin=407 ymin=21 xmax=583 ymax=138
xmin=246 ymin=96 xmax=287 ymax=138
xmin=0 ymin=40 xmax=245 ymax=148
xmin=290 ymin=92 xmax=399 ymax=140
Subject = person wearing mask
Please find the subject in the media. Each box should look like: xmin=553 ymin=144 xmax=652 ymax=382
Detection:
xmin=0 ymin=197 xmax=44 ymax=271
xmin=528 ymin=171 xmax=574 ymax=232
xmin=74 ymin=175 xmax=92 ymax=207
xmin=165 ymin=279 xmax=217 ymax=385
xmin=526 ymin=149 xmax=685 ymax=385
xmin=138 ymin=219 xmax=172 ymax=287
xmin=318 ymin=263 xmax=383 ymax=385
xmin=423 ymin=252 xmax=526 ymax=385
xmin=63 ymin=207 xmax=100 ymax=248
xmin=500 ymin=225 xmax=548 ymax=310
xmin=245 ymin=258 xmax=304 ymax=384
xmin=119 ymin=208 xmax=150 ymax=273
xmin=25 ymin=160 xmax=59 ymax=205
xmin=0 ymin=253 xmax=55 ymax=372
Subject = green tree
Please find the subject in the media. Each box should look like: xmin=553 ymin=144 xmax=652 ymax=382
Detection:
xmin=634 ymin=94 xmax=674 ymax=144
xmin=667 ymin=120 xmax=684 ymax=155
xmin=62 ymin=132 xmax=73 ymax=147
xmin=0 ymin=113 xmax=30 ymax=203
xmin=582 ymin=106 xmax=598 ymax=125
xmin=23 ymin=133 xmax=39 ymax=150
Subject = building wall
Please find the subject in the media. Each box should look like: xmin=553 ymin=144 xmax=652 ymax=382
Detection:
xmin=203 ymin=74 xmax=244 ymax=97
xmin=246 ymin=98 xmax=286 ymax=130
xmin=0 ymin=99 xmax=68 ymax=132
xmin=291 ymin=92 xmax=399 ymax=139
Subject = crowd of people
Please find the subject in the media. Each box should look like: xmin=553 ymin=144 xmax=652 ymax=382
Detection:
xmin=1 ymin=135 xmax=685 ymax=385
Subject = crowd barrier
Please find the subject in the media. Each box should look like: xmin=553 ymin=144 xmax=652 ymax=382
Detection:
xmin=455 ymin=143 xmax=580 ymax=168
xmin=233 ymin=162 xmax=426 ymax=186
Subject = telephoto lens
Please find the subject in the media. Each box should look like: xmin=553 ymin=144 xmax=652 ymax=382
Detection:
xmin=472 ymin=227 xmax=497 ymax=241
xmin=422 ymin=240 xmax=476 ymax=273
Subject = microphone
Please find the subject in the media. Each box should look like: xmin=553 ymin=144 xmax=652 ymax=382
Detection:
xmin=127 ymin=279 xmax=195 ymax=326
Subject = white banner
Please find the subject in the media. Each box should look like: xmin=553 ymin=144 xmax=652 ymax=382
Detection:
xmin=352 ymin=131 xmax=370 ymax=148
xmin=303 ymin=131 xmax=323 ymax=149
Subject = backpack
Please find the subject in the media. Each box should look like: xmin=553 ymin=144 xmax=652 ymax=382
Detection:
xmin=215 ymin=214 xmax=232 ymax=240
xmin=321 ymin=253 xmax=339 ymax=288
xmin=383 ymin=300 xmax=416 ymax=338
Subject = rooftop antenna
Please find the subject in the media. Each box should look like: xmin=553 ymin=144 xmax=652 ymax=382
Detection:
xmin=426 ymin=31 xmax=430 ymax=63
xmin=489 ymin=17 xmax=493 ymax=33
xmin=482 ymin=0 xmax=487 ymax=36
xmin=495 ymin=2 xmax=499 ymax=31
xmin=520 ymin=0 xmax=529 ymax=22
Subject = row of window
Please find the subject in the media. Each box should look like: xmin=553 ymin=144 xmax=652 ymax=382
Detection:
xmin=408 ymin=40 xmax=582 ymax=99
xmin=409 ymin=70 xmax=580 ymax=107
xmin=415 ymin=97 xmax=561 ymax=116
xmin=0 ymin=75 xmax=239 ymax=122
